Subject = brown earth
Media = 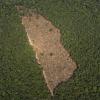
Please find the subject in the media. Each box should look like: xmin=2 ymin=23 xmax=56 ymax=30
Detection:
xmin=21 ymin=12 xmax=77 ymax=96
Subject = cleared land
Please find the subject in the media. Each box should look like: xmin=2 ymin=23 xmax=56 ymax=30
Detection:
xmin=22 ymin=13 xmax=77 ymax=95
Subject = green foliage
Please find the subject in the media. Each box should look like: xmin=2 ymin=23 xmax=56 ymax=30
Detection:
xmin=0 ymin=0 xmax=100 ymax=100
xmin=31 ymin=1 xmax=100 ymax=99
xmin=0 ymin=4 xmax=51 ymax=100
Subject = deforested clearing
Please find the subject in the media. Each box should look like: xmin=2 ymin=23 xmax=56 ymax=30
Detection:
xmin=22 ymin=12 xmax=77 ymax=95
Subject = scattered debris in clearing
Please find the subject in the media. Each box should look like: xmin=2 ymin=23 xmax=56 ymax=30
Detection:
xmin=21 ymin=10 xmax=77 ymax=96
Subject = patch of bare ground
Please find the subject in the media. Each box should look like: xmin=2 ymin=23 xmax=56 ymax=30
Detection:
xmin=21 ymin=12 xmax=77 ymax=96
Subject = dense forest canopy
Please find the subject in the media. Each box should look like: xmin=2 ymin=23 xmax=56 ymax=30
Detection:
xmin=0 ymin=0 xmax=100 ymax=100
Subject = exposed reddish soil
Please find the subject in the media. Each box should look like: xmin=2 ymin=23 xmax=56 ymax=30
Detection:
xmin=21 ymin=12 xmax=77 ymax=96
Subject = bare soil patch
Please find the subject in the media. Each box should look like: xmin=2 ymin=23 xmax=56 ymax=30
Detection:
xmin=21 ymin=12 xmax=77 ymax=95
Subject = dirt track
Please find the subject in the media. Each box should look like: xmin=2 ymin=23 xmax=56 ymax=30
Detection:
xmin=22 ymin=12 xmax=77 ymax=95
